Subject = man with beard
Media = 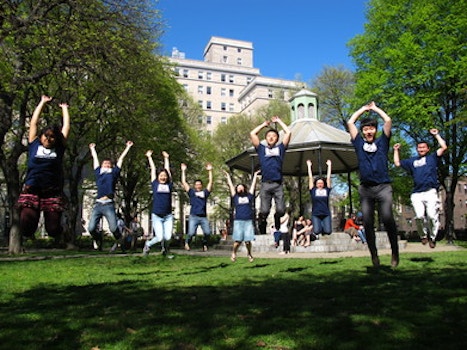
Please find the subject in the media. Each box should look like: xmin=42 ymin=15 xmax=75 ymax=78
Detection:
xmin=347 ymin=101 xmax=399 ymax=268
xmin=223 ymin=170 xmax=260 ymax=262
xmin=393 ymin=129 xmax=447 ymax=248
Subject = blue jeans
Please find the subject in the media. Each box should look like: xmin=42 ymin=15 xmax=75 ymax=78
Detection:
xmin=359 ymin=183 xmax=398 ymax=257
xmin=88 ymin=201 xmax=120 ymax=239
xmin=186 ymin=215 xmax=211 ymax=245
xmin=147 ymin=213 xmax=173 ymax=248
xmin=312 ymin=215 xmax=332 ymax=235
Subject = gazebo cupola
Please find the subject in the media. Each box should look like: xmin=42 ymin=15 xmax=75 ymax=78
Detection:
xmin=289 ymin=88 xmax=319 ymax=122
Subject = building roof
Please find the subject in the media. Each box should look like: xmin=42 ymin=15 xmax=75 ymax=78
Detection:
xmin=226 ymin=118 xmax=359 ymax=176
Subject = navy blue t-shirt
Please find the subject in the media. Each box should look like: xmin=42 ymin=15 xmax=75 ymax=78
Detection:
xmin=233 ymin=193 xmax=254 ymax=220
xmin=352 ymin=133 xmax=391 ymax=184
xmin=400 ymin=152 xmax=440 ymax=193
xmin=25 ymin=138 xmax=65 ymax=189
xmin=151 ymin=180 xmax=173 ymax=216
xmin=310 ymin=187 xmax=332 ymax=216
xmin=188 ymin=188 xmax=210 ymax=216
xmin=256 ymin=143 xmax=286 ymax=182
xmin=95 ymin=166 xmax=121 ymax=198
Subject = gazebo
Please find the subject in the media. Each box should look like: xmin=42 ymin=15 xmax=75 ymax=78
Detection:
xmin=225 ymin=89 xmax=359 ymax=212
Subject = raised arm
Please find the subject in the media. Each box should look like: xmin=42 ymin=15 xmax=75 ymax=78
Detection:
xmin=250 ymin=120 xmax=269 ymax=147
xmin=326 ymin=159 xmax=332 ymax=188
xmin=206 ymin=163 xmax=213 ymax=192
xmin=162 ymin=151 xmax=171 ymax=178
xmin=223 ymin=170 xmax=236 ymax=197
xmin=116 ymin=140 xmax=133 ymax=168
xmin=306 ymin=160 xmax=314 ymax=190
xmin=347 ymin=103 xmax=371 ymax=140
xmin=145 ymin=150 xmax=156 ymax=182
xmin=393 ymin=143 xmax=401 ymax=167
xmin=430 ymin=129 xmax=448 ymax=156
xmin=180 ymin=163 xmax=190 ymax=192
xmin=89 ymin=143 xmax=100 ymax=170
xmin=369 ymin=102 xmax=392 ymax=137
xmin=29 ymin=95 xmax=52 ymax=143
xmin=249 ymin=170 xmax=261 ymax=195
xmin=59 ymin=102 xmax=70 ymax=140
xmin=271 ymin=116 xmax=291 ymax=147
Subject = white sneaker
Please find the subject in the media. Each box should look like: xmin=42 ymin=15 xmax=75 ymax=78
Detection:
xmin=142 ymin=244 xmax=150 ymax=256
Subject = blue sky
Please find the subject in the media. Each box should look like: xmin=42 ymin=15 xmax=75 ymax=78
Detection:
xmin=156 ymin=0 xmax=369 ymax=82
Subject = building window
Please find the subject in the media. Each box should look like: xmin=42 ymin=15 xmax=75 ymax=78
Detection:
xmin=221 ymin=88 xmax=226 ymax=96
xmin=206 ymin=101 xmax=212 ymax=110
xmin=221 ymin=116 xmax=227 ymax=124
xmin=206 ymin=72 xmax=212 ymax=80
xmin=222 ymin=56 xmax=228 ymax=63
xmin=221 ymin=102 xmax=226 ymax=111
xmin=229 ymin=75 xmax=234 ymax=83
xmin=198 ymin=100 xmax=203 ymax=108
xmin=237 ymin=48 xmax=241 ymax=53
xmin=229 ymin=103 xmax=234 ymax=112
xmin=198 ymin=115 xmax=203 ymax=124
xmin=237 ymin=57 xmax=242 ymax=65
xmin=223 ymin=45 xmax=227 ymax=50
xmin=198 ymin=86 xmax=203 ymax=94
xmin=206 ymin=86 xmax=212 ymax=95
xmin=247 ymin=76 xmax=252 ymax=84
xmin=206 ymin=116 xmax=212 ymax=124
xmin=229 ymin=89 xmax=234 ymax=97
xmin=198 ymin=71 xmax=204 ymax=79
xmin=268 ymin=89 xmax=273 ymax=98
xmin=221 ymin=74 xmax=226 ymax=82
xmin=183 ymin=84 xmax=188 ymax=91
xmin=183 ymin=69 xmax=189 ymax=78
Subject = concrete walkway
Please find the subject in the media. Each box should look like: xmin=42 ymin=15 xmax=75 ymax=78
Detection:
xmin=176 ymin=242 xmax=465 ymax=259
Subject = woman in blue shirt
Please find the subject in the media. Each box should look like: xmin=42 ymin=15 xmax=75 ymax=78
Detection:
xmin=307 ymin=159 xmax=332 ymax=238
xmin=224 ymin=170 xmax=260 ymax=262
xmin=143 ymin=151 xmax=173 ymax=256
xmin=17 ymin=95 xmax=70 ymax=245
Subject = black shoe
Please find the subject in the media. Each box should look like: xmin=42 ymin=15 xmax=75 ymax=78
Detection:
xmin=391 ymin=253 xmax=399 ymax=268
xmin=429 ymin=240 xmax=436 ymax=249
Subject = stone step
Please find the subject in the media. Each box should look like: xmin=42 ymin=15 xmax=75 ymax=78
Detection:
xmin=213 ymin=232 xmax=407 ymax=254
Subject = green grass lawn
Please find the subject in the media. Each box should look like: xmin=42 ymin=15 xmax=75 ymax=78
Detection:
xmin=0 ymin=249 xmax=466 ymax=350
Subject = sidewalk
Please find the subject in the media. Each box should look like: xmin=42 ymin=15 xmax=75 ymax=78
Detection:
xmin=175 ymin=242 xmax=465 ymax=259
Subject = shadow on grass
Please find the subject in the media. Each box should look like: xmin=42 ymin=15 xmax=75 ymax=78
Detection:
xmin=0 ymin=254 xmax=466 ymax=350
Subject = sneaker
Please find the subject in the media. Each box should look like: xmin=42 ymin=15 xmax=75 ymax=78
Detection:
xmin=184 ymin=243 xmax=190 ymax=251
xmin=203 ymin=245 xmax=208 ymax=252
xmin=429 ymin=240 xmax=436 ymax=249
xmin=142 ymin=244 xmax=150 ymax=256
xmin=109 ymin=243 xmax=118 ymax=253
xmin=421 ymin=237 xmax=429 ymax=245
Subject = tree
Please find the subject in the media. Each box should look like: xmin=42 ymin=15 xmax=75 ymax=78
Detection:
xmin=0 ymin=0 xmax=187 ymax=253
xmin=310 ymin=65 xmax=355 ymax=130
xmin=349 ymin=0 xmax=467 ymax=238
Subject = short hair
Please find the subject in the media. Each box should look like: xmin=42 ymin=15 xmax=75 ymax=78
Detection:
xmin=359 ymin=117 xmax=378 ymax=131
xmin=417 ymin=140 xmax=430 ymax=147
xmin=265 ymin=128 xmax=279 ymax=138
